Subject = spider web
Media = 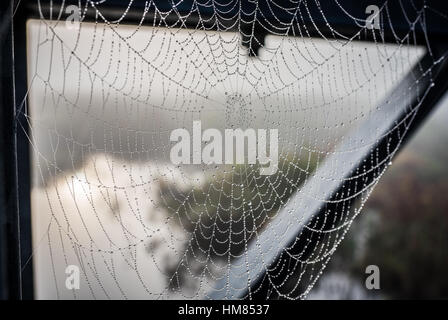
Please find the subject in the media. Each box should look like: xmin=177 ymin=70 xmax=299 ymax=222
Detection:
xmin=23 ymin=0 xmax=444 ymax=299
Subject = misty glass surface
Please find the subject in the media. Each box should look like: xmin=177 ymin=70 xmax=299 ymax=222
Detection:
xmin=27 ymin=19 xmax=424 ymax=299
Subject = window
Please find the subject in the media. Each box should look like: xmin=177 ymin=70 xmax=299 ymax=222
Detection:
xmin=1 ymin=0 xmax=448 ymax=300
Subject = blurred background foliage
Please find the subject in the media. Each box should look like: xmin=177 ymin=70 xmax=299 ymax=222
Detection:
xmin=160 ymin=153 xmax=321 ymax=288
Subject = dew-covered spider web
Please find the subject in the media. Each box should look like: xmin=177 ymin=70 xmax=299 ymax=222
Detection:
xmin=23 ymin=0 xmax=447 ymax=299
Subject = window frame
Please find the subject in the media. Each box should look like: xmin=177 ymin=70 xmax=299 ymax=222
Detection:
xmin=1 ymin=0 xmax=448 ymax=299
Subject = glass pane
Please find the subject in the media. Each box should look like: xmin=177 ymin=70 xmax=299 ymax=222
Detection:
xmin=27 ymin=19 xmax=423 ymax=299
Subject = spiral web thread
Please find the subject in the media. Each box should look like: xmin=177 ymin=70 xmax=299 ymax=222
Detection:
xmin=23 ymin=0 xmax=446 ymax=299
